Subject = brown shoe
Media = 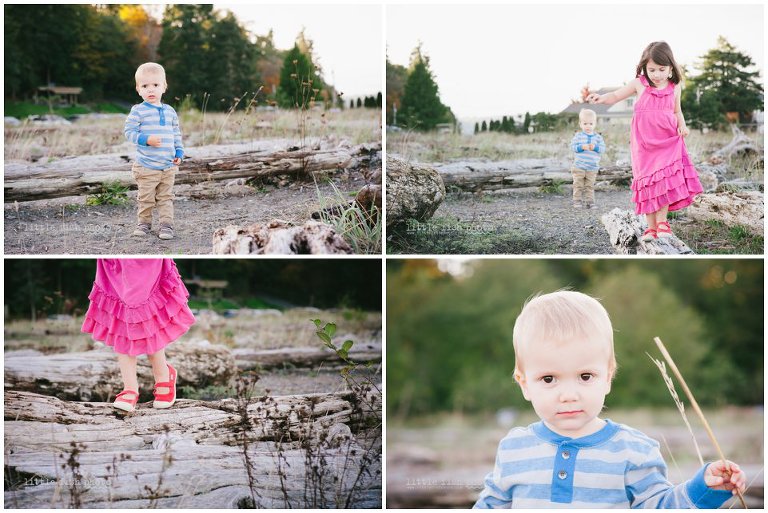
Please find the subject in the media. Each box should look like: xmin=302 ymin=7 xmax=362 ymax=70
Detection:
xmin=132 ymin=223 xmax=151 ymax=236
xmin=158 ymin=224 xmax=175 ymax=240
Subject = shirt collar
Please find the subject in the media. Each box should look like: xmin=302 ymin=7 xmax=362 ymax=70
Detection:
xmin=142 ymin=101 xmax=163 ymax=109
xmin=531 ymin=419 xmax=619 ymax=447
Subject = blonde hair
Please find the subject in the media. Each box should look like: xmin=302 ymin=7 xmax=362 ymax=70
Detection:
xmin=135 ymin=62 xmax=166 ymax=84
xmin=579 ymin=108 xmax=597 ymax=122
xmin=513 ymin=290 xmax=616 ymax=377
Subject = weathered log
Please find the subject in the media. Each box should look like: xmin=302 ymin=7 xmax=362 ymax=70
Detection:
xmin=386 ymin=155 xmax=445 ymax=227
xmin=211 ymin=219 xmax=353 ymax=255
xmin=437 ymin=161 xmax=633 ymax=193
xmin=4 ymin=341 xmax=237 ymax=402
xmin=686 ymin=191 xmax=764 ymax=236
xmin=4 ymin=141 xmax=381 ymax=203
xmin=233 ymin=341 xmax=382 ymax=371
xmin=601 ymin=208 xmax=694 ymax=255
xmin=710 ymin=125 xmax=761 ymax=162
xmin=4 ymin=390 xmax=382 ymax=508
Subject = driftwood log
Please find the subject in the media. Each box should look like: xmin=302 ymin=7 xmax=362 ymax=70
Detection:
xmin=386 ymin=155 xmax=446 ymax=227
xmin=233 ymin=341 xmax=382 ymax=371
xmin=437 ymin=161 xmax=633 ymax=193
xmin=211 ymin=219 xmax=353 ymax=255
xmin=686 ymin=190 xmax=764 ymax=236
xmin=4 ymin=390 xmax=382 ymax=508
xmin=4 ymin=141 xmax=381 ymax=203
xmin=601 ymin=208 xmax=694 ymax=255
xmin=4 ymin=341 xmax=238 ymax=402
xmin=710 ymin=125 xmax=761 ymax=163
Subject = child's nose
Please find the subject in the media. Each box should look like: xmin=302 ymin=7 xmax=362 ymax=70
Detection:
xmin=559 ymin=386 xmax=579 ymax=401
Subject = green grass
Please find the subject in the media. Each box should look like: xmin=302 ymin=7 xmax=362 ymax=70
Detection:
xmin=242 ymin=297 xmax=281 ymax=310
xmin=85 ymin=181 xmax=129 ymax=206
xmin=387 ymin=216 xmax=546 ymax=255
xmin=5 ymin=101 xmax=129 ymax=119
xmin=675 ymin=219 xmax=764 ymax=254
xmin=187 ymin=297 xmax=281 ymax=311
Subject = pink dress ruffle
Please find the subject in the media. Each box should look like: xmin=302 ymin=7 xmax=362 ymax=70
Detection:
xmin=81 ymin=259 xmax=195 ymax=356
xmin=630 ymin=75 xmax=703 ymax=214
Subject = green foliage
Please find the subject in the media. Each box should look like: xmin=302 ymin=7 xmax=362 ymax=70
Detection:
xmin=385 ymin=58 xmax=408 ymax=125
xmin=538 ymin=179 xmax=565 ymax=194
xmin=399 ymin=45 xmax=452 ymax=131
xmin=85 ymin=181 xmax=129 ymax=206
xmin=277 ymin=44 xmax=321 ymax=108
xmin=683 ymin=37 xmax=763 ymax=128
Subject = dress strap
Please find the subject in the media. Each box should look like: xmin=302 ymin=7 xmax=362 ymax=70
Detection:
xmin=638 ymin=74 xmax=650 ymax=87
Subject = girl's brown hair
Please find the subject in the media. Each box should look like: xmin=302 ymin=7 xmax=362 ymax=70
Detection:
xmin=636 ymin=41 xmax=682 ymax=87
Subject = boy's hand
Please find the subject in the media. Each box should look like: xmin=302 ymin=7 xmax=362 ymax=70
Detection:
xmin=172 ymin=157 xmax=182 ymax=165
xmin=581 ymin=144 xmax=590 ymax=151
xmin=147 ymin=135 xmax=163 ymax=147
xmin=704 ymin=460 xmax=746 ymax=495
xmin=589 ymin=144 xmax=595 ymax=151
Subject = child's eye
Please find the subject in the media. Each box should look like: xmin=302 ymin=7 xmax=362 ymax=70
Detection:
xmin=541 ymin=376 xmax=554 ymax=384
xmin=580 ymin=373 xmax=594 ymax=382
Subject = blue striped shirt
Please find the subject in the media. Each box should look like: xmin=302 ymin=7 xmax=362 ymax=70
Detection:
xmin=474 ymin=420 xmax=733 ymax=509
xmin=571 ymin=131 xmax=605 ymax=171
xmin=124 ymin=101 xmax=184 ymax=170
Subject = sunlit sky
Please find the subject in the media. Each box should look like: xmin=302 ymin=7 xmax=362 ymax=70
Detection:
xmin=387 ymin=3 xmax=764 ymax=121
xmin=209 ymin=3 xmax=383 ymax=98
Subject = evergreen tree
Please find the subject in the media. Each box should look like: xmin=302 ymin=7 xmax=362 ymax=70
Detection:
xmin=523 ymin=112 xmax=531 ymax=133
xmin=683 ymin=37 xmax=763 ymax=125
xmin=205 ymin=12 xmax=260 ymax=109
xmin=481 ymin=120 xmax=487 ymax=132
xmin=474 ymin=122 xmax=479 ymax=134
xmin=386 ymin=57 xmax=408 ymax=126
xmin=376 ymin=91 xmax=382 ymax=107
xmin=356 ymin=97 xmax=362 ymax=108
xmin=399 ymin=44 xmax=450 ymax=130
xmin=276 ymin=42 xmax=321 ymax=108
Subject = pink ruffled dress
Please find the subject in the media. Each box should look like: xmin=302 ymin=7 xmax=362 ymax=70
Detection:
xmin=630 ymin=75 xmax=703 ymax=214
xmin=81 ymin=259 xmax=195 ymax=356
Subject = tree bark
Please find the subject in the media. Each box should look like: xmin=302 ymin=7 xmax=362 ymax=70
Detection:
xmin=686 ymin=190 xmax=764 ymax=236
xmin=4 ymin=142 xmax=381 ymax=203
xmin=4 ymin=342 xmax=238 ymax=402
xmin=211 ymin=220 xmax=354 ymax=255
xmin=4 ymin=390 xmax=382 ymax=508
xmin=601 ymin=208 xmax=694 ymax=255
xmin=233 ymin=342 xmax=383 ymax=371
xmin=438 ymin=164 xmax=633 ymax=193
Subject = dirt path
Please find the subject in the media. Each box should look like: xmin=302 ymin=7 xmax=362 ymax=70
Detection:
xmin=5 ymin=175 xmax=369 ymax=255
xmin=389 ymin=186 xmax=636 ymax=254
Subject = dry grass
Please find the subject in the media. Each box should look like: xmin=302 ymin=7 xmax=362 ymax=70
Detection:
xmin=4 ymin=108 xmax=381 ymax=162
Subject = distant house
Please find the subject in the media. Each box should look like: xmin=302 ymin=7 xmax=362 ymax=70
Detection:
xmin=561 ymin=87 xmax=634 ymax=126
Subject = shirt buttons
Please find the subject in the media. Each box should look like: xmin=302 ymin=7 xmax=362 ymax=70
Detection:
xmin=561 ymin=450 xmax=570 ymax=459
xmin=558 ymin=470 xmax=567 ymax=479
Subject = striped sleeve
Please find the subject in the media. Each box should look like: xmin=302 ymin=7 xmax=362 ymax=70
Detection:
xmin=571 ymin=133 xmax=584 ymax=153
xmin=124 ymin=105 xmax=147 ymax=146
xmin=473 ymin=444 xmax=515 ymax=508
xmin=170 ymin=106 xmax=184 ymax=159
xmin=594 ymin=134 xmax=606 ymax=154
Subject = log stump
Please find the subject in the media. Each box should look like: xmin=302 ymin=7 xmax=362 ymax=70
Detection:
xmin=211 ymin=220 xmax=353 ymax=255
xmin=686 ymin=191 xmax=764 ymax=236
xmin=601 ymin=208 xmax=694 ymax=255
xmin=386 ymin=155 xmax=445 ymax=227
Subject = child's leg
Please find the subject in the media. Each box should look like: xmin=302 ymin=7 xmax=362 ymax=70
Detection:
xmin=571 ymin=168 xmax=585 ymax=203
xmin=645 ymin=213 xmax=657 ymax=231
xmin=147 ymin=349 xmax=171 ymax=392
xmin=155 ymin=167 xmax=176 ymax=227
xmin=655 ymin=205 xmax=669 ymax=225
xmin=116 ymin=353 xmax=139 ymax=391
xmin=584 ymin=172 xmax=597 ymax=204
xmin=133 ymin=164 xmax=163 ymax=226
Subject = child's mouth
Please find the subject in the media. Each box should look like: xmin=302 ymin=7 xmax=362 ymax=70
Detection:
xmin=557 ymin=410 xmax=583 ymax=416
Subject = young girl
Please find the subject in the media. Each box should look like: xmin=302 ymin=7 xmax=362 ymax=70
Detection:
xmin=81 ymin=259 xmax=195 ymax=412
xmin=587 ymin=41 xmax=703 ymax=242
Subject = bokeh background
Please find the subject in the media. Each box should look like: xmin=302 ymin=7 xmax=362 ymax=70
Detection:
xmin=386 ymin=258 xmax=763 ymax=508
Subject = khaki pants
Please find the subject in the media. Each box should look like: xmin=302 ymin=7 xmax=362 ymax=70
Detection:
xmin=132 ymin=163 xmax=177 ymax=226
xmin=571 ymin=167 xmax=597 ymax=203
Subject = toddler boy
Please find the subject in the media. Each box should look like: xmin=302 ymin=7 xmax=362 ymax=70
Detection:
xmin=570 ymin=109 xmax=605 ymax=209
xmin=124 ymin=62 xmax=184 ymax=240
xmin=474 ymin=291 xmax=745 ymax=508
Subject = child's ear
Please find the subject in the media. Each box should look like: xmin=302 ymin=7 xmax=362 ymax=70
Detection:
xmin=514 ymin=368 xmax=531 ymax=401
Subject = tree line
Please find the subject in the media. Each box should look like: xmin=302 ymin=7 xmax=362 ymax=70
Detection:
xmin=4 ymin=259 xmax=382 ymax=320
xmin=387 ymin=259 xmax=763 ymax=418
xmin=4 ymin=4 xmax=380 ymax=112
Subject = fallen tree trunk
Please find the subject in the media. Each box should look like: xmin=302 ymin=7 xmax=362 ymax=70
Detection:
xmin=686 ymin=190 xmax=764 ymax=236
xmin=233 ymin=342 xmax=382 ymax=371
xmin=4 ymin=341 xmax=237 ymax=402
xmin=438 ymin=164 xmax=633 ymax=193
xmin=4 ymin=142 xmax=381 ymax=203
xmin=601 ymin=208 xmax=694 ymax=255
xmin=211 ymin=219 xmax=353 ymax=255
xmin=710 ymin=125 xmax=762 ymax=162
xmin=4 ymin=390 xmax=382 ymax=508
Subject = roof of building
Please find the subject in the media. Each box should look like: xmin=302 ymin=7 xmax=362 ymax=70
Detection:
xmin=38 ymin=86 xmax=83 ymax=95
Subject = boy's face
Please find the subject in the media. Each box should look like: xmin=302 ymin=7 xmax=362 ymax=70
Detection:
xmin=136 ymin=72 xmax=167 ymax=105
xmin=579 ymin=117 xmax=596 ymax=134
xmin=515 ymin=337 xmax=612 ymax=438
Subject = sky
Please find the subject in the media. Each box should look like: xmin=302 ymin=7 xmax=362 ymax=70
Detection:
xmin=387 ymin=3 xmax=764 ymax=121
xmin=212 ymin=3 xmax=383 ymax=98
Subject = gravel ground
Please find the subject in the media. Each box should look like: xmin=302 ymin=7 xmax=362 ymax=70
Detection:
xmin=389 ymin=185 xmax=640 ymax=255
